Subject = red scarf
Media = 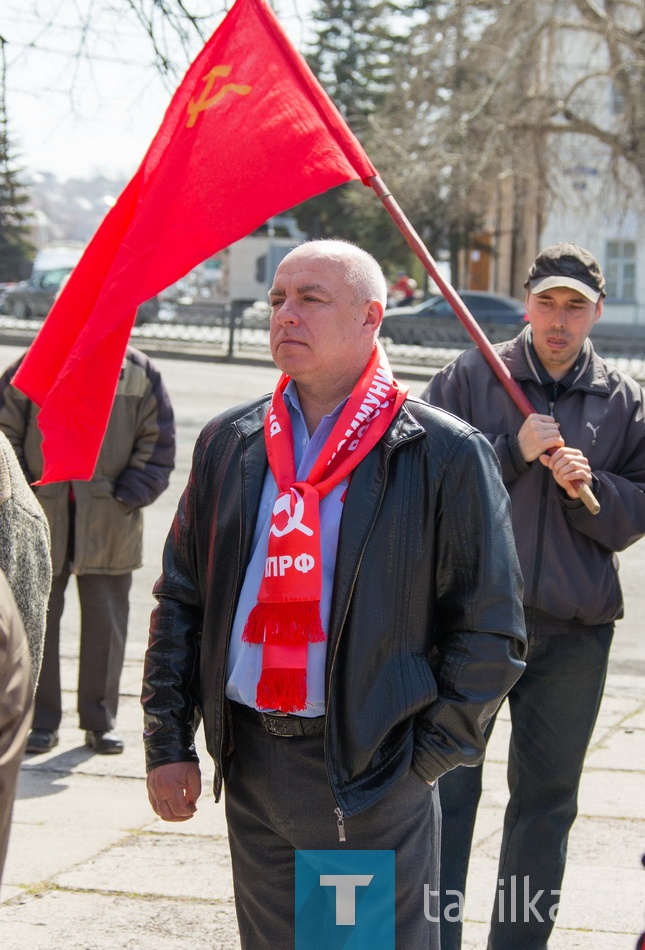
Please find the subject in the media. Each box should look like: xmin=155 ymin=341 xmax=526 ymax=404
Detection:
xmin=242 ymin=342 xmax=408 ymax=712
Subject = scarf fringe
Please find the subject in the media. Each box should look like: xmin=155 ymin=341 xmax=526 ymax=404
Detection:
xmin=256 ymin=668 xmax=307 ymax=713
xmin=242 ymin=601 xmax=326 ymax=644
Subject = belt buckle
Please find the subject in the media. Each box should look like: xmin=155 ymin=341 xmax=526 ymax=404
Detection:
xmin=263 ymin=713 xmax=296 ymax=737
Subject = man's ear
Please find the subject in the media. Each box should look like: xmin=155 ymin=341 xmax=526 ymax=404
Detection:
xmin=594 ymin=299 xmax=603 ymax=324
xmin=365 ymin=299 xmax=384 ymax=333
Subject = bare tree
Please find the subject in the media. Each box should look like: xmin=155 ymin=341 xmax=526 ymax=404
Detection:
xmin=119 ymin=0 xmax=222 ymax=78
xmin=367 ymin=0 xmax=645 ymax=290
xmin=528 ymin=0 xmax=645 ymax=193
xmin=4 ymin=1 xmax=313 ymax=97
xmin=365 ymin=0 xmax=539 ymax=286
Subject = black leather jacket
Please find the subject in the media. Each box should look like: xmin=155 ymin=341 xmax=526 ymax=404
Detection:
xmin=142 ymin=395 xmax=526 ymax=817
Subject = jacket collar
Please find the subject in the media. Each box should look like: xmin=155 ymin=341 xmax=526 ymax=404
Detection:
xmin=231 ymin=392 xmax=426 ymax=446
xmin=232 ymin=397 xmax=270 ymax=440
xmin=503 ymin=326 xmax=612 ymax=396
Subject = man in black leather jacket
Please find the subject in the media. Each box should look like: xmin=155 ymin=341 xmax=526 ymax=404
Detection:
xmin=142 ymin=240 xmax=526 ymax=949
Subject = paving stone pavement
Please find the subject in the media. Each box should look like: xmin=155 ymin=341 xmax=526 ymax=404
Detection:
xmin=0 ymin=350 xmax=643 ymax=949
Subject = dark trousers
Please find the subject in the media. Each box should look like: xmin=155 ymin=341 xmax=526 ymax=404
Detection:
xmin=33 ymin=567 xmax=132 ymax=733
xmin=439 ymin=624 xmax=613 ymax=950
xmin=224 ymin=702 xmax=441 ymax=950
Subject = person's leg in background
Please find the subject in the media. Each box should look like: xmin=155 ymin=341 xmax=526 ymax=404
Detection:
xmin=438 ymin=713 xmax=498 ymax=950
xmin=26 ymin=564 xmax=70 ymax=751
xmin=77 ymin=572 xmax=132 ymax=753
xmin=487 ymin=626 xmax=613 ymax=950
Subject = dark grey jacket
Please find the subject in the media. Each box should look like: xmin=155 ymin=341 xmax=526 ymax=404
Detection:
xmin=142 ymin=394 xmax=526 ymax=817
xmin=424 ymin=327 xmax=645 ymax=626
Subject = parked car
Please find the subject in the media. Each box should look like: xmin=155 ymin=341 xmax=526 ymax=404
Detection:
xmin=381 ymin=290 xmax=526 ymax=345
xmin=2 ymin=268 xmax=73 ymax=320
xmin=0 ymin=282 xmax=19 ymax=312
xmin=2 ymin=272 xmax=160 ymax=325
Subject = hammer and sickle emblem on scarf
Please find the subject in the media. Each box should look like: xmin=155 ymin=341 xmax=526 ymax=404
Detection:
xmin=270 ymin=489 xmax=314 ymax=538
xmin=186 ymin=65 xmax=252 ymax=128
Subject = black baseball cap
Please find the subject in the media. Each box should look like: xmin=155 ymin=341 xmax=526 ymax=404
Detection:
xmin=524 ymin=243 xmax=606 ymax=303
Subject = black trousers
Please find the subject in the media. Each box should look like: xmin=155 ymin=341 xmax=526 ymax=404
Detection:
xmin=439 ymin=624 xmax=613 ymax=950
xmin=224 ymin=702 xmax=441 ymax=950
xmin=33 ymin=567 xmax=132 ymax=733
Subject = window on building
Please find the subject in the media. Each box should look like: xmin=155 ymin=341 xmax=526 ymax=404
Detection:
xmin=605 ymin=240 xmax=636 ymax=302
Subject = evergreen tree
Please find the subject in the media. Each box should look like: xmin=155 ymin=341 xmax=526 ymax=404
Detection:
xmin=306 ymin=0 xmax=414 ymax=134
xmin=290 ymin=0 xmax=419 ymax=263
xmin=0 ymin=131 xmax=34 ymax=282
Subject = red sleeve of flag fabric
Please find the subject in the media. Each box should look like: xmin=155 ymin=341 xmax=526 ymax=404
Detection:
xmin=12 ymin=0 xmax=377 ymax=484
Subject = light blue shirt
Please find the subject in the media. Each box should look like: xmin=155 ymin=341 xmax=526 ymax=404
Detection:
xmin=225 ymin=382 xmax=347 ymax=716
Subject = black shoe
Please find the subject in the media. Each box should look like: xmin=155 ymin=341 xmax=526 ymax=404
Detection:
xmin=85 ymin=730 xmax=124 ymax=755
xmin=25 ymin=728 xmax=59 ymax=754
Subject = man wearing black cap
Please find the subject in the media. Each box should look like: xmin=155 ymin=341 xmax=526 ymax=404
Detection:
xmin=423 ymin=242 xmax=645 ymax=949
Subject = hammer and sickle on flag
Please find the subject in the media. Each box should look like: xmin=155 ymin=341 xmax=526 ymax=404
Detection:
xmin=187 ymin=64 xmax=252 ymax=127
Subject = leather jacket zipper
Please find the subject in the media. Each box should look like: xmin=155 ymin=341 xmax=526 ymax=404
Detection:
xmin=335 ymin=807 xmax=347 ymax=842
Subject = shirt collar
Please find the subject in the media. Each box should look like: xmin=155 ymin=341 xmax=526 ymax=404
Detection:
xmin=283 ymin=379 xmax=348 ymax=432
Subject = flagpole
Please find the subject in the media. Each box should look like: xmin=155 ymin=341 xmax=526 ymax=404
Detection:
xmin=367 ymin=174 xmax=600 ymax=516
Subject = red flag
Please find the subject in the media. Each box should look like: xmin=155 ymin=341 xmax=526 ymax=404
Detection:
xmin=13 ymin=0 xmax=377 ymax=483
